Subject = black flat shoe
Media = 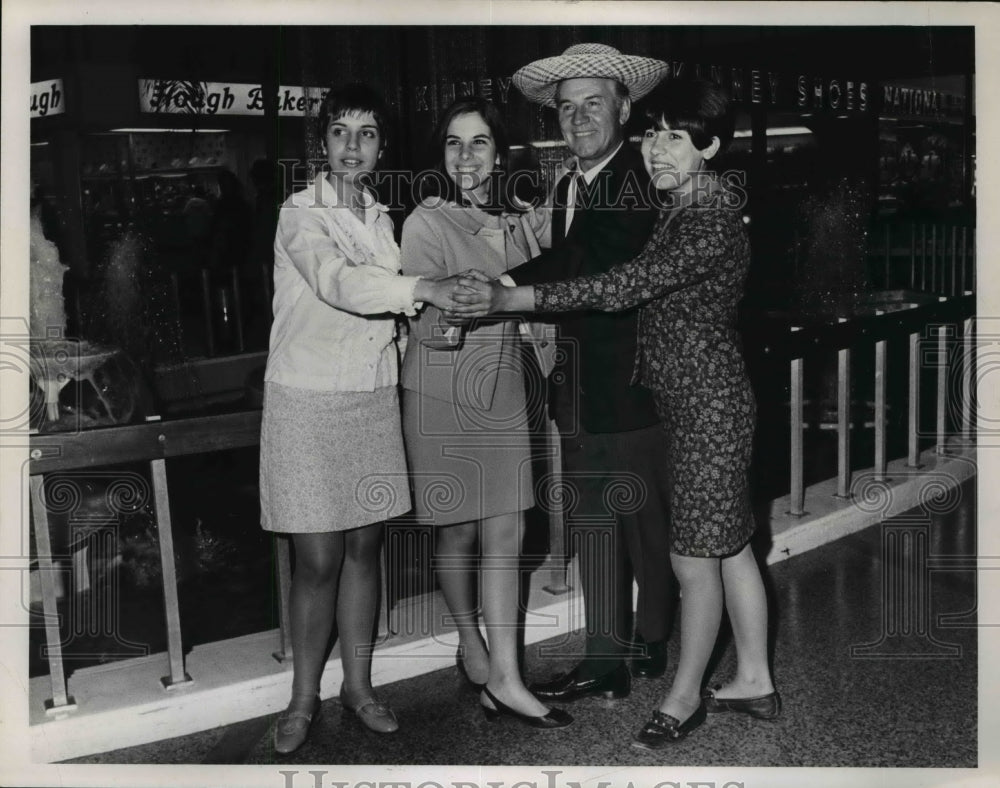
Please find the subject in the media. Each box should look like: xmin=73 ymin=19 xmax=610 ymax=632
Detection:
xmin=456 ymin=652 xmax=486 ymax=692
xmin=630 ymin=636 xmax=668 ymax=679
xmin=631 ymin=702 xmax=707 ymax=750
xmin=480 ymin=686 xmax=573 ymax=729
xmin=529 ymin=662 xmax=631 ymax=702
xmin=702 ymin=686 xmax=782 ymax=720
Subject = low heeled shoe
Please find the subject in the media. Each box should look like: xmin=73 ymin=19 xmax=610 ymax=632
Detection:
xmin=702 ymin=686 xmax=782 ymax=720
xmin=530 ymin=661 xmax=631 ymax=702
xmin=340 ymin=688 xmax=399 ymax=734
xmin=273 ymin=696 xmax=320 ymax=755
xmin=480 ymin=686 xmax=573 ymax=729
xmin=631 ymin=702 xmax=707 ymax=750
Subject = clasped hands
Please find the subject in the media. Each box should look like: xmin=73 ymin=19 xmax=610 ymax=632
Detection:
xmin=429 ymin=269 xmax=504 ymax=325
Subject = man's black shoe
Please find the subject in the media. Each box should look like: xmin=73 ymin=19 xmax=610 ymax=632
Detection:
xmin=529 ymin=662 xmax=631 ymax=702
xmin=630 ymin=637 xmax=667 ymax=679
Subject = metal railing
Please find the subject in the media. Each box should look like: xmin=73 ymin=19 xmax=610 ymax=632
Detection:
xmin=28 ymin=276 xmax=977 ymax=718
xmin=29 ymin=411 xmax=263 ymax=712
xmin=752 ymin=293 xmax=976 ymax=518
xmin=871 ymin=222 xmax=976 ymax=295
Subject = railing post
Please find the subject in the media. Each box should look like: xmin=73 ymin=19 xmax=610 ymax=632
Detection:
xmin=962 ymin=312 xmax=975 ymax=442
xmin=920 ymin=224 xmax=928 ymax=290
xmin=874 ymin=311 xmax=888 ymax=480
xmin=230 ymin=267 xmax=246 ymax=354
xmin=272 ymin=534 xmax=293 ymax=663
xmin=883 ymin=225 xmax=891 ymax=289
xmin=935 ymin=304 xmax=950 ymax=455
xmin=386 ymin=526 xmax=434 ymax=638
xmin=29 ymin=474 xmax=78 ymax=714
xmin=930 ymin=225 xmax=938 ymax=293
xmin=149 ymin=451 xmax=193 ymax=689
xmin=950 ymin=227 xmax=958 ymax=295
xmin=970 ymin=228 xmax=976 ymax=291
xmin=907 ymin=330 xmax=922 ymax=468
xmin=941 ymin=224 xmax=950 ymax=295
xmin=377 ymin=540 xmax=390 ymax=639
xmin=960 ymin=227 xmax=968 ymax=293
xmin=835 ymin=318 xmax=851 ymax=498
xmin=200 ymin=268 xmax=216 ymax=358
xmin=789 ymin=329 xmax=806 ymax=516
xmin=543 ymin=417 xmax=571 ymax=594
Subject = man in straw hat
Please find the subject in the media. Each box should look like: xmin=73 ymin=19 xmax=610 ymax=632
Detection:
xmin=507 ymin=43 xmax=677 ymax=703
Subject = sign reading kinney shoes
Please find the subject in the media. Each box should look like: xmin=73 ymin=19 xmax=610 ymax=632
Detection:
xmin=138 ymin=79 xmax=329 ymax=117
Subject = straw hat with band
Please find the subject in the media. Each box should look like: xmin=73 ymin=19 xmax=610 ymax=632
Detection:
xmin=513 ymin=43 xmax=669 ymax=108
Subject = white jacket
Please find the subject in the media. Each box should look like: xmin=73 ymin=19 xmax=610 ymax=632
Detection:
xmin=264 ymin=179 xmax=421 ymax=392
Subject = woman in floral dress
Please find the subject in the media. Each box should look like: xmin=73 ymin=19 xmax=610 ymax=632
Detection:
xmin=452 ymin=79 xmax=780 ymax=749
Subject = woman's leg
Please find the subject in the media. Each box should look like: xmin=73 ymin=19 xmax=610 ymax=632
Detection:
xmin=337 ymin=521 xmax=386 ymax=701
xmin=436 ymin=520 xmax=490 ymax=684
xmin=658 ymin=553 xmax=724 ymax=722
xmin=713 ymin=543 xmax=775 ymax=698
xmin=287 ymin=531 xmax=345 ymax=713
xmin=480 ymin=510 xmax=550 ymax=716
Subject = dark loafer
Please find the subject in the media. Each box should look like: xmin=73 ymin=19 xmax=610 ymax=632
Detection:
xmin=630 ymin=637 xmax=668 ymax=679
xmin=702 ymin=686 xmax=782 ymax=720
xmin=631 ymin=702 xmax=707 ymax=750
xmin=530 ymin=662 xmax=631 ymax=702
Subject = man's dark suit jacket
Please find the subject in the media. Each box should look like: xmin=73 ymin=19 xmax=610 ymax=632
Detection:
xmin=509 ymin=142 xmax=661 ymax=434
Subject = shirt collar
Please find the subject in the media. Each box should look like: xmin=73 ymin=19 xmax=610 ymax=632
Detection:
xmin=578 ymin=141 xmax=624 ymax=185
xmin=313 ymin=176 xmax=388 ymax=225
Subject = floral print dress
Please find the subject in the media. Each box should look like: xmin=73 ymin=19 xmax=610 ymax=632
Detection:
xmin=534 ymin=184 xmax=755 ymax=557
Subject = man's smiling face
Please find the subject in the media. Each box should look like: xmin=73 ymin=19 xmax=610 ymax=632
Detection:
xmin=555 ymin=77 xmax=630 ymax=171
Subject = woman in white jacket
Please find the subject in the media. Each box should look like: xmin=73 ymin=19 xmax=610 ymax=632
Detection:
xmin=261 ymin=83 xmax=471 ymax=754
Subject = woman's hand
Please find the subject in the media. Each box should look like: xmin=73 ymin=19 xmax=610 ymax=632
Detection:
xmin=414 ymin=273 xmax=492 ymax=314
xmin=448 ymin=274 xmax=502 ymax=319
xmin=450 ymin=270 xmax=536 ymax=317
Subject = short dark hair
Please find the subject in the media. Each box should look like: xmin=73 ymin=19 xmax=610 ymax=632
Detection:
xmin=317 ymin=83 xmax=391 ymax=150
xmin=419 ymin=96 xmax=524 ymax=213
xmin=642 ymin=79 xmax=735 ymax=153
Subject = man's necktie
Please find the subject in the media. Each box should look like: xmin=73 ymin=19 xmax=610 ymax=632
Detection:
xmin=553 ymin=169 xmax=583 ymax=247
xmin=552 ymin=171 xmax=572 ymax=247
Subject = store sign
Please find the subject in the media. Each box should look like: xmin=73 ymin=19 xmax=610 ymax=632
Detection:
xmin=412 ymin=76 xmax=515 ymax=112
xmin=30 ymin=79 xmax=65 ymax=118
xmin=882 ymin=84 xmax=965 ymax=118
xmin=138 ymin=79 xmax=329 ymax=117
xmin=664 ymin=62 xmax=869 ymax=113
xmin=412 ymin=63 xmax=871 ymax=115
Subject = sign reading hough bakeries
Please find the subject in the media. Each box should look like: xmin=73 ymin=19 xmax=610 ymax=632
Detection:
xmin=139 ymin=79 xmax=329 ymax=117
xmin=31 ymin=79 xmax=65 ymax=118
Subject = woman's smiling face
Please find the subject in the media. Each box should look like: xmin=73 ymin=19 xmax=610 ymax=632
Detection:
xmin=641 ymin=118 xmax=718 ymax=196
xmin=323 ymin=110 xmax=382 ymax=189
xmin=443 ymin=111 xmax=497 ymax=202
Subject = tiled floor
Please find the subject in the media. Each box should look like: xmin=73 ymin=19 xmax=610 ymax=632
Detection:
xmin=65 ymin=478 xmax=977 ymax=768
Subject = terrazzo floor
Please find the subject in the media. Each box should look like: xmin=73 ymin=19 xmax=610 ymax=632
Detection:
xmin=64 ymin=478 xmax=977 ymax=768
